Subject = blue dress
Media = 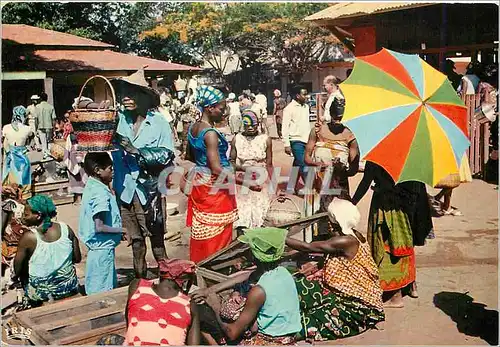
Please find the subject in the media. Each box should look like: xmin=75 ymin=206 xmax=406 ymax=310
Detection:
xmin=2 ymin=146 xmax=31 ymax=186
xmin=79 ymin=177 xmax=122 ymax=295
xmin=187 ymin=125 xmax=231 ymax=168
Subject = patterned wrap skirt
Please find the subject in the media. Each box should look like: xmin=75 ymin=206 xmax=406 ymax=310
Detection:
xmin=295 ymin=276 xmax=384 ymax=341
xmin=186 ymin=171 xmax=238 ymax=263
xmin=368 ymin=191 xmax=416 ymax=291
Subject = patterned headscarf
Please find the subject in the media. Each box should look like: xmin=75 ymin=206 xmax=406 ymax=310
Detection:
xmin=12 ymin=106 xmax=27 ymax=131
xmin=241 ymin=109 xmax=259 ymax=127
xmin=196 ymin=85 xmax=225 ymax=109
xmin=158 ymin=259 xmax=196 ymax=287
xmin=238 ymin=227 xmax=288 ymax=263
xmin=26 ymin=195 xmax=57 ymax=233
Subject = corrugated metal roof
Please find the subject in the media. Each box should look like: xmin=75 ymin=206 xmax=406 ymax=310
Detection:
xmin=2 ymin=24 xmax=114 ymax=48
xmin=30 ymin=50 xmax=201 ymax=72
xmin=305 ymin=2 xmax=434 ymax=21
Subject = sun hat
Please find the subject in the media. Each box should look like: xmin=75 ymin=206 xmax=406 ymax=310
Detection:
xmin=110 ymin=66 xmax=160 ymax=107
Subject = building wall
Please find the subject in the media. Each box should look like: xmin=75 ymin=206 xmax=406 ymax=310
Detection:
xmin=281 ymin=63 xmax=354 ymax=95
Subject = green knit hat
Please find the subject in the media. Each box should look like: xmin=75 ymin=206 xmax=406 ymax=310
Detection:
xmin=238 ymin=227 xmax=288 ymax=263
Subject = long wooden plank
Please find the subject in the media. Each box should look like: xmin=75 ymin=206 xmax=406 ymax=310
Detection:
xmin=37 ymin=306 xmax=125 ymax=332
xmin=197 ymin=267 xmax=230 ymax=283
xmin=12 ymin=314 xmax=52 ymax=345
xmin=55 ymin=322 xmax=126 ymax=345
xmin=198 ymin=212 xmax=329 ymax=267
xmin=34 ymin=181 xmax=69 ymax=193
xmin=211 ymin=257 xmax=246 ymax=271
xmin=14 ymin=286 xmax=128 ymax=320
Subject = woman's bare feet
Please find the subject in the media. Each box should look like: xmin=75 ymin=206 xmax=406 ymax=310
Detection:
xmin=409 ymin=282 xmax=419 ymax=298
xmin=383 ymin=290 xmax=404 ymax=308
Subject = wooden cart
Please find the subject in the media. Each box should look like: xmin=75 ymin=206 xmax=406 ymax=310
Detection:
xmin=11 ymin=287 xmax=128 ymax=345
xmin=196 ymin=212 xmax=329 ymax=288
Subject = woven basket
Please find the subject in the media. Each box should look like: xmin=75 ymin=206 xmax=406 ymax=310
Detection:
xmin=434 ymin=173 xmax=461 ymax=189
xmin=263 ymin=196 xmax=302 ymax=227
xmin=49 ymin=139 xmax=66 ymax=162
xmin=69 ymin=75 xmax=117 ymax=152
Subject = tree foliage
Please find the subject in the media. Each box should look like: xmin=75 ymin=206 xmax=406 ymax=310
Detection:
xmin=143 ymin=3 xmax=344 ymax=82
xmin=1 ymin=2 xmax=200 ymax=66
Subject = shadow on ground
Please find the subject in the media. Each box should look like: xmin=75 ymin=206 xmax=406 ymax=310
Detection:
xmin=434 ymin=291 xmax=499 ymax=345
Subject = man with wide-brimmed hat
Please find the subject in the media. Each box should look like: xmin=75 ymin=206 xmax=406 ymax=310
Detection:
xmin=110 ymin=67 xmax=176 ymax=278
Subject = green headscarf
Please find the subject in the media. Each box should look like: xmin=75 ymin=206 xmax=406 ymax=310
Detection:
xmin=238 ymin=227 xmax=288 ymax=263
xmin=27 ymin=195 xmax=57 ymax=233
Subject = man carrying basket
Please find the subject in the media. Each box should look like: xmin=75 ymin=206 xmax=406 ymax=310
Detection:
xmin=110 ymin=68 xmax=176 ymax=279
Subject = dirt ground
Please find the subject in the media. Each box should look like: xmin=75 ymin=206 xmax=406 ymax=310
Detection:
xmin=55 ymin=119 xmax=498 ymax=345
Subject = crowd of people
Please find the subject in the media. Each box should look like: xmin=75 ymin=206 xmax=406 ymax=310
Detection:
xmin=1 ymin=58 xmax=498 ymax=345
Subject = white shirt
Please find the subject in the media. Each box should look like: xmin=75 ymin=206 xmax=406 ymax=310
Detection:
xmin=323 ymin=90 xmax=344 ymax=122
xmin=282 ymin=100 xmax=310 ymax=147
xmin=458 ymin=74 xmax=480 ymax=95
xmin=255 ymin=94 xmax=268 ymax=114
xmin=251 ymin=102 xmax=265 ymax=121
xmin=2 ymin=124 xmax=32 ymax=152
xmin=228 ymin=101 xmax=241 ymax=116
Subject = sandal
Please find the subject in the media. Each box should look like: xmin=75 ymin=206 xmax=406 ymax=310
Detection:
xmin=443 ymin=208 xmax=463 ymax=216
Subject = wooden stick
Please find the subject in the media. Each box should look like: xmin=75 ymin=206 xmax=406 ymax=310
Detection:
xmin=56 ymin=322 xmax=126 ymax=345
xmin=37 ymin=306 xmax=124 ymax=332
xmin=198 ymin=212 xmax=328 ymax=267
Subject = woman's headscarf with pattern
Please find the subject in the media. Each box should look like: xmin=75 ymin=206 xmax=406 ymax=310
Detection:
xmin=241 ymin=109 xmax=259 ymax=127
xmin=196 ymin=85 xmax=225 ymax=110
xmin=12 ymin=106 xmax=27 ymax=131
xmin=26 ymin=195 xmax=57 ymax=233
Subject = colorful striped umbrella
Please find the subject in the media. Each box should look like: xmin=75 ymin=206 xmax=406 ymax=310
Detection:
xmin=341 ymin=48 xmax=470 ymax=186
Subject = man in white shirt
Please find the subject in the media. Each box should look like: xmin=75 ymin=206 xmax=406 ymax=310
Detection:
xmin=255 ymin=88 xmax=268 ymax=115
xmin=321 ymin=75 xmax=344 ymax=123
xmin=282 ymin=85 xmax=310 ymax=191
xmin=250 ymin=93 xmax=268 ymax=134
xmin=227 ymin=92 xmax=242 ymax=134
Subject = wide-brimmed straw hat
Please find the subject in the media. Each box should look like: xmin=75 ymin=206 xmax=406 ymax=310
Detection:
xmin=111 ymin=66 xmax=160 ymax=107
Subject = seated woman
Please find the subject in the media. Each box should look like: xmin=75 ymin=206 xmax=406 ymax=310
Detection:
xmin=2 ymin=184 xmax=28 ymax=286
xmin=13 ymin=195 xmax=81 ymax=305
xmin=286 ymin=198 xmax=385 ymax=341
xmin=203 ymin=227 xmax=302 ymax=345
xmin=230 ymin=110 xmax=273 ymax=230
xmin=124 ymin=259 xmax=200 ymax=346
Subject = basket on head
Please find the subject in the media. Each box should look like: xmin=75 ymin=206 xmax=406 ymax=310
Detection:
xmin=49 ymin=138 xmax=67 ymax=162
xmin=263 ymin=196 xmax=302 ymax=227
xmin=434 ymin=173 xmax=461 ymax=189
xmin=69 ymin=75 xmax=117 ymax=152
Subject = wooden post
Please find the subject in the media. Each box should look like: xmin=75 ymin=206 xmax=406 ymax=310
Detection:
xmin=43 ymin=77 xmax=54 ymax=105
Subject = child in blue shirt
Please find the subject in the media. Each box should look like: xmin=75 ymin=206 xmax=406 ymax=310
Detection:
xmin=79 ymin=152 xmax=127 ymax=295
